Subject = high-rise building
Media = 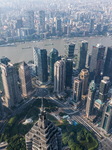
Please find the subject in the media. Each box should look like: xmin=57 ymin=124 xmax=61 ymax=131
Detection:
xmin=25 ymin=101 xmax=62 ymax=150
xmin=0 ymin=95 xmax=3 ymax=119
xmin=56 ymin=18 xmax=62 ymax=33
xmin=39 ymin=10 xmax=45 ymax=32
xmin=54 ymin=60 xmax=65 ymax=94
xmin=89 ymin=19 xmax=94 ymax=33
xmin=78 ymin=41 xmax=88 ymax=71
xmin=99 ymin=76 xmax=110 ymax=103
xmin=73 ymin=78 xmax=82 ymax=103
xmin=19 ymin=62 xmax=32 ymax=98
xmin=103 ymin=47 xmax=112 ymax=81
xmin=79 ymin=69 xmax=89 ymax=96
xmin=101 ymin=100 xmax=112 ymax=133
xmin=33 ymin=47 xmax=38 ymax=75
xmin=65 ymin=59 xmax=73 ymax=88
xmin=24 ymin=10 xmax=34 ymax=29
xmin=89 ymin=44 xmax=105 ymax=82
xmin=86 ymin=81 xmax=96 ymax=118
xmin=49 ymin=48 xmax=59 ymax=82
xmin=16 ymin=19 xmax=23 ymax=29
xmin=37 ymin=49 xmax=48 ymax=83
xmin=0 ymin=56 xmax=10 ymax=65
xmin=0 ymin=63 xmax=21 ymax=108
xmin=67 ymin=43 xmax=75 ymax=58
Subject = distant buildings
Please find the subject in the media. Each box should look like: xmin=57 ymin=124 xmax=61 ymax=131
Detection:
xmin=86 ymin=81 xmax=96 ymax=118
xmin=54 ymin=60 xmax=65 ymax=95
xmin=0 ymin=63 xmax=21 ymax=108
xmin=78 ymin=41 xmax=88 ymax=71
xmin=101 ymin=100 xmax=112 ymax=133
xmin=73 ymin=78 xmax=82 ymax=103
xmin=49 ymin=48 xmax=59 ymax=82
xmin=25 ymin=102 xmax=62 ymax=150
xmin=19 ymin=62 xmax=32 ymax=98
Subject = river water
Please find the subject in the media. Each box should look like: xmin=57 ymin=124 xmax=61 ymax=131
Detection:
xmin=0 ymin=36 xmax=112 ymax=63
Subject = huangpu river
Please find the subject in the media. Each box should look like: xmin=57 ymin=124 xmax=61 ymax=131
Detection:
xmin=0 ymin=36 xmax=112 ymax=63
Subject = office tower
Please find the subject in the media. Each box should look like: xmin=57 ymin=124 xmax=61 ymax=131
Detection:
xmin=49 ymin=48 xmax=59 ymax=82
xmin=24 ymin=10 xmax=34 ymax=29
xmin=99 ymin=76 xmax=110 ymax=103
xmin=54 ymin=60 xmax=65 ymax=94
xmin=33 ymin=47 xmax=38 ymax=75
xmin=51 ymin=26 xmax=56 ymax=36
xmin=38 ymin=49 xmax=48 ymax=83
xmin=67 ymin=43 xmax=75 ymax=58
xmin=101 ymin=100 xmax=112 ymax=133
xmin=78 ymin=41 xmax=88 ymax=71
xmin=79 ymin=69 xmax=89 ymax=96
xmin=103 ymin=47 xmax=112 ymax=81
xmin=16 ymin=19 xmax=23 ymax=29
xmin=96 ymin=24 xmax=102 ymax=34
xmin=56 ymin=18 xmax=62 ymax=33
xmin=0 ymin=95 xmax=3 ymax=119
xmin=0 ymin=63 xmax=21 ymax=108
xmin=19 ymin=62 xmax=32 ymax=98
xmin=86 ymin=81 xmax=96 ymax=118
xmin=65 ymin=59 xmax=73 ymax=88
xmin=89 ymin=44 xmax=105 ymax=82
xmin=39 ymin=10 xmax=45 ymax=32
xmin=73 ymin=78 xmax=82 ymax=103
xmin=89 ymin=19 xmax=94 ymax=33
xmin=25 ymin=102 xmax=62 ymax=150
xmin=0 ymin=56 xmax=10 ymax=65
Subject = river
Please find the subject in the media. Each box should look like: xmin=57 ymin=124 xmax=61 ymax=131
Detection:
xmin=0 ymin=36 xmax=112 ymax=63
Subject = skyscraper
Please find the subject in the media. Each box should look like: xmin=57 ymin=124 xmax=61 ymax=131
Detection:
xmin=89 ymin=44 xmax=105 ymax=82
xmin=79 ymin=69 xmax=89 ymax=96
xmin=38 ymin=49 xmax=48 ymax=83
xmin=56 ymin=18 xmax=62 ymax=33
xmin=33 ymin=47 xmax=48 ymax=82
xmin=86 ymin=81 xmax=96 ymax=118
xmin=24 ymin=10 xmax=34 ymax=29
xmin=67 ymin=43 xmax=75 ymax=58
xmin=99 ymin=76 xmax=110 ymax=103
xmin=65 ymin=59 xmax=73 ymax=88
xmin=0 ymin=63 xmax=21 ymax=108
xmin=33 ymin=47 xmax=38 ymax=75
xmin=73 ymin=78 xmax=82 ymax=103
xmin=54 ymin=60 xmax=65 ymax=94
xmin=89 ymin=19 xmax=94 ymax=33
xmin=0 ymin=56 xmax=10 ymax=65
xmin=0 ymin=95 xmax=3 ymax=119
xmin=78 ymin=41 xmax=88 ymax=71
xmin=101 ymin=100 xmax=112 ymax=133
xmin=25 ymin=101 xmax=62 ymax=150
xmin=103 ymin=47 xmax=112 ymax=81
xmin=19 ymin=62 xmax=32 ymax=98
xmin=39 ymin=10 xmax=45 ymax=32
xmin=49 ymin=48 xmax=59 ymax=82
